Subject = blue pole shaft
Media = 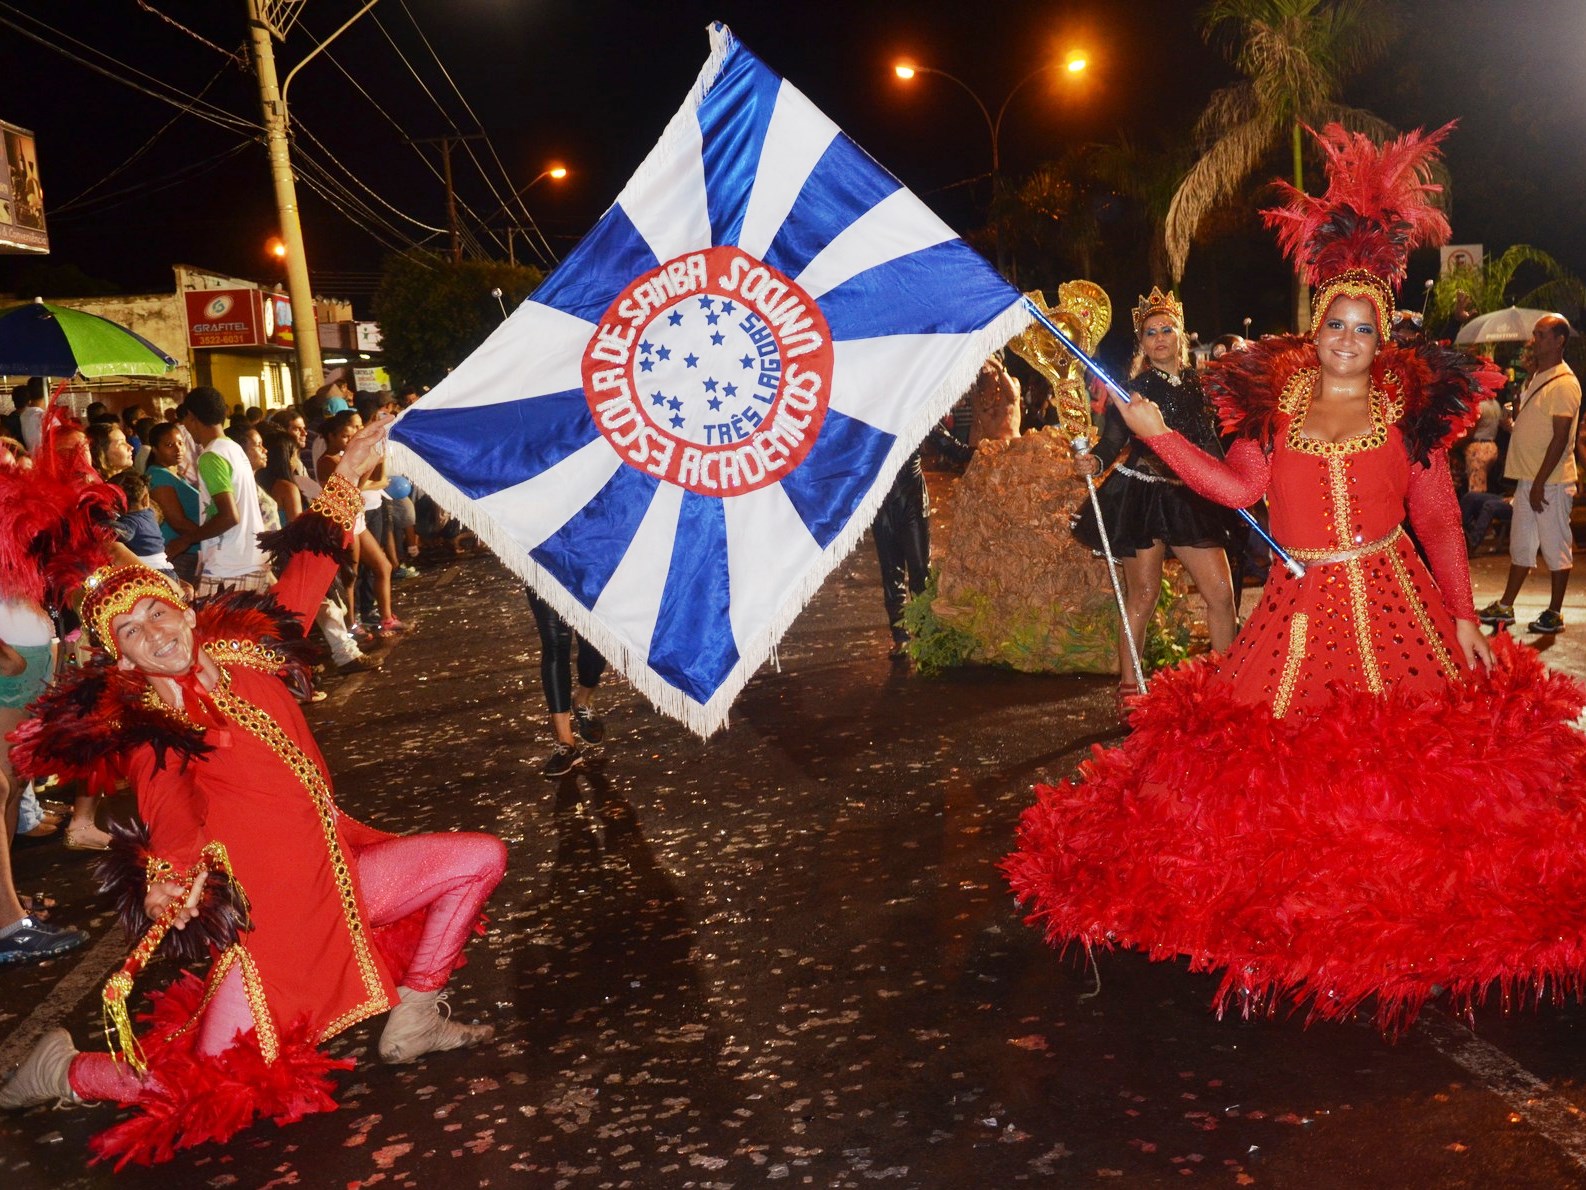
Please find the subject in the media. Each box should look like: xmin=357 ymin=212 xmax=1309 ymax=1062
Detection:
xmin=1022 ymin=298 xmax=1305 ymax=579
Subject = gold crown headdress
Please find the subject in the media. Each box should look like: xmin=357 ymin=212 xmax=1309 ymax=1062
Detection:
xmin=80 ymin=564 xmax=189 ymax=659
xmin=1132 ymin=286 xmax=1183 ymax=337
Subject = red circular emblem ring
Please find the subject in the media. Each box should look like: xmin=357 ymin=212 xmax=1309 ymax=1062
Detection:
xmin=581 ymin=246 xmax=834 ymax=496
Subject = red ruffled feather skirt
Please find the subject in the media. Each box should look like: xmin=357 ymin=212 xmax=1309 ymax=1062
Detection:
xmin=88 ymin=974 xmax=351 ymax=1170
xmin=1003 ymin=635 xmax=1586 ymax=1034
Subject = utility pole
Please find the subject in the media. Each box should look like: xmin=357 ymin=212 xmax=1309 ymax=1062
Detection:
xmin=246 ymin=0 xmax=323 ymax=397
xmin=411 ymin=134 xmax=486 ymax=265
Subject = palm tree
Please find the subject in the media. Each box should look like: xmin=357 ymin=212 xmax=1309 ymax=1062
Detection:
xmin=1164 ymin=0 xmax=1398 ymax=329
xmin=1087 ymin=135 xmax=1192 ymax=288
xmin=1428 ymin=244 xmax=1586 ymax=332
xmin=991 ymin=153 xmax=1103 ymax=287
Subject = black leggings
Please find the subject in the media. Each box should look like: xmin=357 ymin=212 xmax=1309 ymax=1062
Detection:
xmin=527 ymin=590 xmax=607 ymax=714
xmin=873 ymin=501 xmax=930 ymax=642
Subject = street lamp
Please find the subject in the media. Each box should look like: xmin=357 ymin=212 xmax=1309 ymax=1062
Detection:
xmin=491 ymin=165 xmax=568 ymax=266
xmin=892 ymin=55 xmax=1087 ymax=180
xmin=248 ymin=0 xmax=385 ymax=396
xmin=892 ymin=54 xmax=1087 ymax=272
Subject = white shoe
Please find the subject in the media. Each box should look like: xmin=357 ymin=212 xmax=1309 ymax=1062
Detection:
xmin=0 ymin=1028 xmax=79 ymax=1110
xmin=376 ymin=988 xmax=493 ymax=1064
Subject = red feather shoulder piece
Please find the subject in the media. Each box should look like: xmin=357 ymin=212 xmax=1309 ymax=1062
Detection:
xmin=1200 ymin=335 xmax=1318 ymax=445
xmin=7 ymin=661 xmax=211 ymax=795
xmin=1200 ymin=337 xmax=1503 ymax=463
xmin=1377 ymin=342 xmax=1504 ymax=463
xmin=7 ymin=590 xmax=322 ymax=793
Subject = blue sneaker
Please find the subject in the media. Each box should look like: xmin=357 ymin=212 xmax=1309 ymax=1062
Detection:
xmin=0 ymin=917 xmax=88 ymax=967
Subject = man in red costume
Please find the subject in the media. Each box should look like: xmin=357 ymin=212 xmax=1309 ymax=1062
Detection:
xmin=0 ymin=415 xmax=507 ymax=1168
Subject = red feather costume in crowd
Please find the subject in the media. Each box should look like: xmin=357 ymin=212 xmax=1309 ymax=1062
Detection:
xmin=1003 ymin=125 xmax=1586 ymax=1033
xmin=9 ymin=477 xmax=503 ymax=1166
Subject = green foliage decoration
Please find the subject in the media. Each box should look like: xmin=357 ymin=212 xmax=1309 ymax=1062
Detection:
xmin=903 ymin=570 xmax=1199 ymax=677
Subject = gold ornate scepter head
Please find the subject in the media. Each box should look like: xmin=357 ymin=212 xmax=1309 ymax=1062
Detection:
xmin=1008 ymin=283 xmax=1112 ymax=450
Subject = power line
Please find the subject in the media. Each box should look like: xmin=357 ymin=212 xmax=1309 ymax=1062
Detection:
xmin=291 ymin=149 xmax=418 ymax=252
xmin=294 ymin=13 xmax=507 ymax=258
xmin=133 ymin=0 xmax=248 ymax=66
xmin=368 ymin=7 xmax=539 ymax=263
xmin=0 ymin=5 xmax=259 ymax=137
xmin=55 ymin=59 xmax=246 ymax=214
xmin=52 ymin=142 xmax=256 ymax=219
xmin=292 ymin=166 xmax=409 ymax=256
xmin=293 ymin=121 xmax=448 ymax=234
xmin=394 ymin=0 xmax=557 ymax=263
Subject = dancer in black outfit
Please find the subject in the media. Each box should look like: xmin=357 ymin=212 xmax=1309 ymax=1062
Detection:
xmin=1072 ymin=288 xmax=1239 ymax=709
xmin=875 ymin=426 xmax=972 ymax=658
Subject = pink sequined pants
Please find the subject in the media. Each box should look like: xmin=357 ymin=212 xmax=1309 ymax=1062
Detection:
xmin=69 ymin=831 xmax=506 ymax=1103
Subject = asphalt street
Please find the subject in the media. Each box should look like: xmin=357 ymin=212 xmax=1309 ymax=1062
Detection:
xmin=2 ymin=476 xmax=1585 ymax=1189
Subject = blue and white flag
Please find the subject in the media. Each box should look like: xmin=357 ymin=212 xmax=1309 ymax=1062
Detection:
xmin=389 ymin=23 xmax=1029 ymax=735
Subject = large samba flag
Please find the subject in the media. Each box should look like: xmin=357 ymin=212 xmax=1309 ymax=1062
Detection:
xmin=388 ymin=23 xmax=1029 ymax=735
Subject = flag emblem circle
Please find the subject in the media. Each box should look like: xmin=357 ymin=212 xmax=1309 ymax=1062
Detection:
xmin=582 ymin=245 xmax=834 ymax=496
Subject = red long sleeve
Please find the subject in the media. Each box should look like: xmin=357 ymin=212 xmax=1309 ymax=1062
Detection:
xmin=1406 ymin=448 xmax=1478 ymax=623
xmin=1142 ymin=432 xmax=1270 ymax=509
xmin=269 ymin=545 xmax=345 ymax=633
xmin=129 ymin=749 xmax=206 ymax=871
xmin=256 ymin=475 xmax=361 ymax=632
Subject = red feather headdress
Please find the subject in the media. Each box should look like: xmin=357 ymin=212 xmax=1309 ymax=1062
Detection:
xmin=1262 ymin=122 xmax=1455 ymax=340
xmin=0 ymin=393 xmax=122 ymax=609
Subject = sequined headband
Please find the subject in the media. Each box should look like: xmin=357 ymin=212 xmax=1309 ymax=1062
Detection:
xmin=81 ymin=564 xmax=188 ymax=659
xmin=1309 ymin=268 xmax=1395 ymax=342
xmin=1132 ymin=286 xmax=1184 ymax=337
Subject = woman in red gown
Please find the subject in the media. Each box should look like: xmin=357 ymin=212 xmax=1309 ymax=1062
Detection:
xmin=1004 ymin=124 xmax=1586 ymax=1033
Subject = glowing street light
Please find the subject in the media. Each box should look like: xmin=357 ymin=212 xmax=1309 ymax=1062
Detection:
xmin=890 ymin=56 xmax=1083 ymax=176
xmin=494 ymin=165 xmax=570 ymax=266
xmin=890 ymin=54 xmax=1085 ymax=270
xmin=266 ymin=236 xmax=288 ymax=261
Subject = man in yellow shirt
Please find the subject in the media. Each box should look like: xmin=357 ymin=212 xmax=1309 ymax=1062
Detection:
xmin=1478 ymin=315 xmax=1581 ymax=634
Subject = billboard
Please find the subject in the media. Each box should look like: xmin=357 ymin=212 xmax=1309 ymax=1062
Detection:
xmin=1 ymin=120 xmax=48 ymax=254
xmin=185 ymin=288 xmax=264 ymax=348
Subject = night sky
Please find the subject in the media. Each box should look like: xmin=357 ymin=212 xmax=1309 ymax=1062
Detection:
xmin=2 ymin=0 xmax=1583 ymax=338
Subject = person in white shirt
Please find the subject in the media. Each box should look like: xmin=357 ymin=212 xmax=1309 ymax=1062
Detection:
xmin=1477 ymin=315 xmax=1581 ymax=635
xmin=15 ymin=381 xmax=45 ymax=455
xmin=180 ymin=387 xmax=272 ymax=595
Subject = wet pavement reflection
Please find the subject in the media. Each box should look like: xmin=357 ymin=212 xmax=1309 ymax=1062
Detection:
xmin=4 ymin=521 xmax=1586 ymax=1188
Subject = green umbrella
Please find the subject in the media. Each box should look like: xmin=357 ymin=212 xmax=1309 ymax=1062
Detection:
xmin=0 ymin=298 xmax=177 ymax=378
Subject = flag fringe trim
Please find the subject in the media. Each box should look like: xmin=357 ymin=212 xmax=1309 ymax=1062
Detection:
xmin=607 ymin=22 xmax=736 ymax=222
xmin=387 ymin=299 xmax=1030 ymax=738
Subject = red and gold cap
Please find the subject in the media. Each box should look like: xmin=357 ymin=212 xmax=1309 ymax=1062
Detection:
xmin=80 ymin=564 xmax=188 ymax=659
